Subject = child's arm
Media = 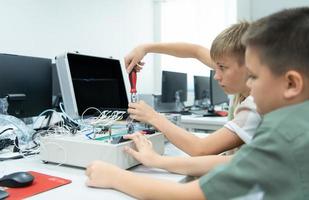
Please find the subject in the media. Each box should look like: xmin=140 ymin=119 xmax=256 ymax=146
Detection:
xmin=124 ymin=42 xmax=215 ymax=73
xmin=86 ymin=160 xmax=206 ymax=200
xmin=124 ymin=132 xmax=233 ymax=176
xmin=155 ymin=155 xmax=232 ymax=177
xmin=128 ymin=101 xmax=244 ymax=156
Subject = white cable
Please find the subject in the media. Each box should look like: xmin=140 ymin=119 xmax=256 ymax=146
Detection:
xmin=31 ymin=109 xmax=63 ymax=130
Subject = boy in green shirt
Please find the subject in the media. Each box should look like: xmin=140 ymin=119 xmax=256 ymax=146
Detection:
xmin=85 ymin=7 xmax=309 ymax=199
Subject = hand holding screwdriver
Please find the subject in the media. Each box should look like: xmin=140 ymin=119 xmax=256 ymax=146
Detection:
xmin=127 ymin=68 xmax=138 ymax=134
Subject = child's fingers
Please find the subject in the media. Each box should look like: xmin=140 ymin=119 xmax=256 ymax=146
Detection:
xmin=124 ymin=146 xmax=139 ymax=158
xmin=123 ymin=132 xmax=146 ymax=149
xmin=123 ymin=132 xmax=140 ymax=139
xmin=85 ymin=179 xmax=94 ymax=187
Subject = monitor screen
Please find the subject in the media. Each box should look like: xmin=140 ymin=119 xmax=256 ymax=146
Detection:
xmin=52 ymin=63 xmax=61 ymax=98
xmin=161 ymin=71 xmax=187 ymax=103
xmin=59 ymin=53 xmax=128 ymax=116
xmin=194 ymin=75 xmax=210 ymax=101
xmin=209 ymin=70 xmax=229 ymax=106
xmin=0 ymin=53 xmax=52 ymax=118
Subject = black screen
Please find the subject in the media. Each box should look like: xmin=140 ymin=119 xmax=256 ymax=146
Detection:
xmin=67 ymin=53 xmax=128 ymax=115
xmin=209 ymin=70 xmax=229 ymax=106
xmin=161 ymin=71 xmax=187 ymax=103
xmin=52 ymin=63 xmax=61 ymax=98
xmin=194 ymin=75 xmax=210 ymax=101
xmin=0 ymin=54 xmax=52 ymax=118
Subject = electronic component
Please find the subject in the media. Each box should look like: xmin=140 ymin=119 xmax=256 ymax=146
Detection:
xmin=0 ymin=138 xmax=14 ymax=151
xmin=40 ymin=132 xmax=164 ymax=169
xmin=55 ymin=52 xmax=128 ymax=119
xmin=111 ymin=136 xmax=130 ymax=144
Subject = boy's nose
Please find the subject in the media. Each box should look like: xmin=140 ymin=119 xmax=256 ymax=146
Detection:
xmin=246 ymin=78 xmax=252 ymax=89
xmin=214 ymin=71 xmax=222 ymax=81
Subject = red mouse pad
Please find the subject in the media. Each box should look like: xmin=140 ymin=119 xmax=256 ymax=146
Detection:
xmin=5 ymin=171 xmax=71 ymax=200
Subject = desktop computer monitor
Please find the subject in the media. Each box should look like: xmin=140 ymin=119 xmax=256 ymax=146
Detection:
xmin=209 ymin=70 xmax=229 ymax=111
xmin=56 ymin=53 xmax=128 ymax=119
xmin=52 ymin=63 xmax=61 ymax=99
xmin=194 ymin=75 xmax=210 ymax=101
xmin=51 ymin=63 xmax=63 ymax=111
xmin=161 ymin=71 xmax=187 ymax=103
xmin=0 ymin=53 xmax=52 ymax=118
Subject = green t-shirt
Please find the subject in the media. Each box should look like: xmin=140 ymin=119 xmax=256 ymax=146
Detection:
xmin=199 ymin=100 xmax=309 ymax=200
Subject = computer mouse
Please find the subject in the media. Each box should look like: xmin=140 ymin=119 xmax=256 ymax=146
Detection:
xmin=0 ymin=190 xmax=9 ymax=200
xmin=0 ymin=171 xmax=34 ymax=188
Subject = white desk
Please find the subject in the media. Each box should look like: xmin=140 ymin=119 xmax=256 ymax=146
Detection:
xmin=180 ymin=115 xmax=228 ymax=131
xmin=0 ymin=142 xmax=188 ymax=200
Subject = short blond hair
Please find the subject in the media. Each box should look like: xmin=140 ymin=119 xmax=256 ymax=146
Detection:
xmin=210 ymin=21 xmax=250 ymax=66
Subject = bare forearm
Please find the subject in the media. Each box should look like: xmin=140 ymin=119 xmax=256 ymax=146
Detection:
xmin=113 ymin=170 xmax=205 ymax=200
xmin=142 ymin=42 xmax=215 ymax=68
xmin=155 ymin=155 xmax=232 ymax=177
xmin=149 ymin=113 xmax=244 ymax=156
xmin=150 ymin=115 xmax=204 ymax=155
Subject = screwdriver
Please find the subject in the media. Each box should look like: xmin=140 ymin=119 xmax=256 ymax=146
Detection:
xmin=129 ymin=69 xmax=137 ymax=103
xmin=127 ymin=68 xmax=137 ymax=134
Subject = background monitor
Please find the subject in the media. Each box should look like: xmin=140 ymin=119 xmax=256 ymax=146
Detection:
xmin=194 ymin=75 xmax=210 ymax=101
xmin=161 ymin=71 xmax=187 ymax=103
xmin=56 ymin=53 xmax=128 ymax=118
xmin=52 ymin=63 xmax=61 ymax=99
xmin=51 ymin=62 xmax=63 ymax=112
xmin=209 ymin=70 xmax=229 ymax=110
xmin=0 ymin=53 xmax=52 ymax=118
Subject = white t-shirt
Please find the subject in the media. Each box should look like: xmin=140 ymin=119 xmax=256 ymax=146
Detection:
xmin=224 ymin=96 xmax=262 ymax=144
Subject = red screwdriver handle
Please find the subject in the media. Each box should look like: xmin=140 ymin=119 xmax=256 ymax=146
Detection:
xmin=129 ymin=70 xmax=137 ymax=93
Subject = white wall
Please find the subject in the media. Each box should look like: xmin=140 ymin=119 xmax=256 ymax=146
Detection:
xmin=237 ymin=0 xmax=309 ymax=21
xmin=4 ymin=1 xmax=308 ymax=96
xmin=0 ymin=0 xmax=156 ymax=94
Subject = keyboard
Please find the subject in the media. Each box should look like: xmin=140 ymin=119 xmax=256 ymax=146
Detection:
xmin=190 ymin=110 xmax=209 ymax=116
xmin=161 ymin=110 xmax=192 ymax=115
xmin=178 ymin=110 xmax=192 ymax=115
xmin=190 ymin=110 xmax=228 ymax=117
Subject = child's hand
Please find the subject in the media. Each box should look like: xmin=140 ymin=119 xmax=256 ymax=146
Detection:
xmin=127 ymin=100 xmax=160 ymax=125
xmin=85 ymin=160 xmax=121 ymax=188
xmin=123 ymin=132 xmax=161 ymax=168
xmin=124 ymin=45 xmax=146 ymax=73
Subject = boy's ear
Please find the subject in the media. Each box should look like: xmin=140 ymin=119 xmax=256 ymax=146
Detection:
xmin=283 ymin=70 xmax=303 ymax=99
